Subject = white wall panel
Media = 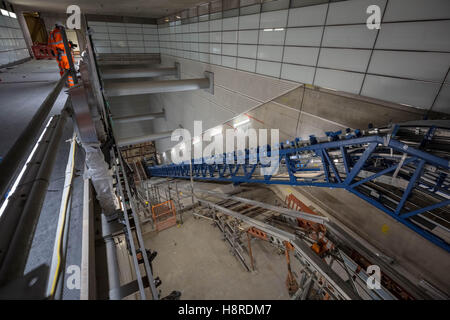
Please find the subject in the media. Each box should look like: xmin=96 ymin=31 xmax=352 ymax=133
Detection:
xmin=238 ymin=44 xmax=257 ymax=58
xmin=209 ymin=19 xmax=222 ymax=31
xmin=237 ymin=57 xmax=256 ymax=72
xmin=91 ymin=20 xmax=159 ymax=55
xmin=155 ymin=4 xmax=450 ymax=113
xmin=223 ymin=17 xmax=238 ymax=30
xmin=384 ymin=0 xmax=450 ymax=22
xmin=222 ymin=44 xmax=238 ymax=56
xmin=258 ymin=29 xmax=285 ymax=45
xmin=283 ymin=46 xmax=319 ymax=66
xmin=285 ymin=26 xmax=323 ymax=46
xmin=376 ymin=21 xmax=450 ymax=52
xmin=288 ymin=4 xmax=327 ymax=27
xmin=281 ymin=63 xmax=315 ymax=83
xmin=222 ymin=55 xmax=237 ymax=68
xmin=256 ymin=60 xmax=281 ymax=77
xmin=432 ymin=85 xmax=450 ymax=113
xmin=239 ymin=14 xmax=260 ymax=29
xmin=257 ymin=45 xmax=283 ymax=61
xmin=318 ymin=48 xmax=371 ymax=72
xmin=238 ymin=30 xmax=259 ymax=44
xmin=322 ymin=25 xmax=377 ymax=49
xmin=223 ymin=31 xmax=238 ymax=43
xmin=314 ymin=68 xmax=364 ymax=94
xmin=368 ymin=51 xmax=450 ymax=82
xmin=198 ymin=21 xmax=209 ymax=32
xmin=260 ymin=10 xmax=288 ymax=28
xmin=326 ymin=0 xmax=387 ymax=25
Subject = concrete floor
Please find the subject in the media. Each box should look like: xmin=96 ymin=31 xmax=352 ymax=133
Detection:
xmin=1 ymin=59 xmax=84 ymax=299
xmin=143 ymin=212 xmax=291 ymax=300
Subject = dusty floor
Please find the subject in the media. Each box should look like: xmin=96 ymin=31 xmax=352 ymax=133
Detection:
xmin=143 ymin=211 xmax=292 ymax=300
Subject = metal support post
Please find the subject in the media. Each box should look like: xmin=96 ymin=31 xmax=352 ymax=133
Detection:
xmin=101 ymin=66 xmax=178 ymax=80
xmin=247 ymin=233 xmax=255 ymax=271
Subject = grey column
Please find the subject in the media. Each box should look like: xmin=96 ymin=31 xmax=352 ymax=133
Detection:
xmin=101 ymin=67 xmax=178 ymax=79
xmin=105 ymin=78 xmax=210 ymax=97
xmin=112 ymin=112 xmax=165 ymax=124
xmin=117 ymin=131 xmax=173 ymax=147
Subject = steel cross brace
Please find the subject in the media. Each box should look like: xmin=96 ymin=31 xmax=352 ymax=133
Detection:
xmin=148 ymin=134 xmax=450 ymax=251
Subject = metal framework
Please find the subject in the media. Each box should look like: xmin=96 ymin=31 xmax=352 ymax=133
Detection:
xmin=147 ymin=130 xmax=450 ymax=252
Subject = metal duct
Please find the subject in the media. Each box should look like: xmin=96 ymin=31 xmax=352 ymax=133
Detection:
xmin=101 ymin=67 xmax=178 ymax=80
xmin=105 ymin=78 xmax=210 ymax=97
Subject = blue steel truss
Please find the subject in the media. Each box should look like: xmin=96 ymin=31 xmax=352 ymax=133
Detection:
xmin=147 ymin=134 xmax=450 ymax=252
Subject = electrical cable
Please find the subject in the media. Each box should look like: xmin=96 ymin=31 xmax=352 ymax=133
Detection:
xmin=48 ymin=133 xmax=77 ymax=299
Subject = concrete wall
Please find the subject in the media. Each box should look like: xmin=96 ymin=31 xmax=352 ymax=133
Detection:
xmin=116 ymin=54 xmax=435 ymax=159
xmin=156 ymin=0 xmax=450 ymax=114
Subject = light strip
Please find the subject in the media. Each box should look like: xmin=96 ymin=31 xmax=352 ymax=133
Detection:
xmin=0 ymin=117 xmax=54 ymax=217
xmin=234 ymin=118 xmax=250 ymax=127
xmin=0 ymin=9 xmax=8 ymax=16
xmin=9 ymin=12 xmax=16 ymax=18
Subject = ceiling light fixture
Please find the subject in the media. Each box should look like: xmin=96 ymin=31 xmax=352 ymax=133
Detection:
xmin=210 ymin=126 xmax=222 ymax=136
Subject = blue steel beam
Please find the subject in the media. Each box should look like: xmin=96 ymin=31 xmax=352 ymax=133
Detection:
xmin=147 ymin=134 xmax=450 ymax=252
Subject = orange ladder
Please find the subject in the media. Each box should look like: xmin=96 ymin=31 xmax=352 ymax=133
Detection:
xmin=151 ymin=200 xmax=177 ymax=232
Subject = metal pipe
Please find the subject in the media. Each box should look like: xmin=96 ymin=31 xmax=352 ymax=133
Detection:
xmin=104 ymin=233 xmax=121 ymax=300
xmin=0 ymin=71 xmax=68 ymax=199
xmin=117 ymin=131 xmax=173 ymax=147
xmin=99 ymin=63 xmax=159 ymax=70
xmin=105 ymin=78 xmax=210 ymax=97
xmin=101 ymin=67 xmax=177 ymax=80
xmin=112 ymin=112 xmax=165 ymax=124
xmin=60 ymin=25 xmax=78 ymax=85
xmin=80 ymin=172 xmax=96 ymax=300
xmin=0 ymin=105 xmax=69 ymax=284
xmin=117 ymin=153 xmax=159 ymax=299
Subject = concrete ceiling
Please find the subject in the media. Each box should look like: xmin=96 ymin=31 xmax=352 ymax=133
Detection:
xmin=9 ymin=0 xmax=205 ymax=18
